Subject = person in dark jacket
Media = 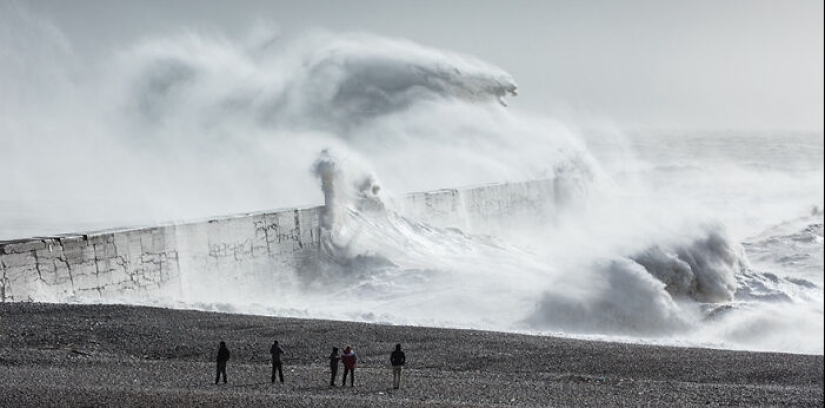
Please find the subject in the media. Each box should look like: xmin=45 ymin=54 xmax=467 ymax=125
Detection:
xmin=270 ymin=340 xmax=285 ymax=383
xmin=341 ymin=345 xmax=357 ymax=387
xmin=215 ymin=341 xmax=230 ymax=384
xmin=390 ymin=343 xmax=406 ymax=389
xmin=328 ymin=347 xmax=340 ymax=387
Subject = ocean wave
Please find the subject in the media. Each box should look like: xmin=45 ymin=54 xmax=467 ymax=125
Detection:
xmin=631 ymin=229 xmax=743 ymax=303
xmin=120 ymin=30 xmax=517 ymax=134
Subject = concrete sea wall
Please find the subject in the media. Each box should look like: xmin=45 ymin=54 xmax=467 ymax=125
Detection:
xmin=0 ymin=179 xmax=562 ymax=303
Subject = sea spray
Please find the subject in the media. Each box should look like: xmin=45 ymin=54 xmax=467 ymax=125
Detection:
xmin=632 ymin=226 xmax=744 ymax=303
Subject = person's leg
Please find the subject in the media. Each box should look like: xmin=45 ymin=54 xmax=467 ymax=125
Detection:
xmin=350 ymin=369 xmax=355 ymax=387
xmin=393 ymin=367 xmax=400 ymax=389
xmin=215 ymin=363 xmax=221 ymax=384
xmin=330 ymin=366 xmax=337 ymax=386
xmin=271 ymin=361 xmax=276 ymax=383
xmin=219 ymin=362 xmax=227 ymax=383
xmin=277 ymin=361 xmax=284 ymax=383
xmin=342 ymin=369 xmax=348 ymax=386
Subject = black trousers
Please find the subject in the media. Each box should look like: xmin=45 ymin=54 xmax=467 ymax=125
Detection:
xmin=342 ymin=368 xmax=354 ymax=386
xmin=271 ymin=360 xmax=284 ymax=383
xmin=330 ymin=364 xmax=338 ymax=386
xmin=215 ymin=361 xmax=227 ymax=384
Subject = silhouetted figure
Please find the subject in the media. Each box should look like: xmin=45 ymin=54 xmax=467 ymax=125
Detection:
xmin=329 ymin=347 xmax=341 ymax=387
xmin=215 ymin=341 xmax=230 ymax=384
xmin=390 ymin=343 xmax=406 ymax=389
xmin=341 ymin=346 xmax=357 ymax=387
xmin=270 ymin=340 xmax=285 ymax=383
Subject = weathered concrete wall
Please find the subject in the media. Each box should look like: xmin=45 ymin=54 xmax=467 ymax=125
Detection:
xmin=0 ymin=208 xmax=323 ymax=304
xmin=0 ymin=229 xmax=181 ymax=303
xmin=1 ymin=179 xmax=561 ymax=303
xmin=388 ymin=179 xmax=561 ymax=234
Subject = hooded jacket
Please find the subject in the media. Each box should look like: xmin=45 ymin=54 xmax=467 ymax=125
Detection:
xmin=217 ymin=344 xmax=230 ymax=363
xmin=329 ymin=348 xmax=341 ymax=368
xmin=341 ymin=348 xmax=357 ymax=370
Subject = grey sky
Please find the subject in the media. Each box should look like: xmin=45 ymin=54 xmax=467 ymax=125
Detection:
xmin=21 ymin=0 xmax=825 ymax=131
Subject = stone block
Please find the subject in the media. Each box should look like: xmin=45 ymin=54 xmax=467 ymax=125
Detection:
xmin=51 ymin=259 xmax=72 ymax=284
xmin=59 ymin=236 xmax=88 ymax=250
xmin=1 ymin=252 xmax=36 ymax=268
xmin=35 ymin=245 xmax=62 ymax=259
xmin=74 ymin=286 xmax=102 ymax=300
xmin=33 ymin=259 xmax=55 ymax=276
xmin=86 ymin=234 xmax=109 ymax=247
xmin=252 ymin=241 xmax=269 ymax=257
xmin=126 ymin=233 xmax=143 ymax=257
xmin=1 ymin=240 xmax=46 ymax=254
xmin=72 ymin=270 xmax=100 ymax=290
xmin=93 ymin=242 xmax=117 ymax=259
xmin=276 ymin=210 xmax=296 ymax=232
xmin=72 ymin=261 xmax=98 ymax=280
xmin=99 ymin=265 xmax=128 ymax=287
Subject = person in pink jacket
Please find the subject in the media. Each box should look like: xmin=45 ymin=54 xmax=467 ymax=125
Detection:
xmin=341 ymin=345 xmax=357 ymax=387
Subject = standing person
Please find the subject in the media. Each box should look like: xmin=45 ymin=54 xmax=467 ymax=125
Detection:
xmin=390 ymin=343 xmax=406 ymax=389
xmin=215 ymin=341 xmax=230 ymax=384
xmin=341 ymin=346 xmax=357 ymax=387
xmin=270 ymin=340 xmax=285 ymax=383
xmin=328 ymin=347 xmax=340 ymax=387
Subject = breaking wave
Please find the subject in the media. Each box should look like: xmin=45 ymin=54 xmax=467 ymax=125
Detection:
xmin=123 ymin=30 xmax=518 ymax=133
xmin=305 ymin=150 xmax=821 ymax=354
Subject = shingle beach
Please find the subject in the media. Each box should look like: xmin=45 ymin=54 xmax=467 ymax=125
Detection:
xmin=1 ymin=303 xmax=821 ymax=407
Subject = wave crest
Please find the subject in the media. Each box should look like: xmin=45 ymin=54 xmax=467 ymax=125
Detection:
xmin=121 ymin=30 xmax=517 ymax=133
xmin=632 ymin=228 xmax=744 ymax=303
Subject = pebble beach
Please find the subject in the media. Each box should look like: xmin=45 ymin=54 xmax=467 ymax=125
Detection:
xmin=0 ymin=303 xmax=822 ymax=407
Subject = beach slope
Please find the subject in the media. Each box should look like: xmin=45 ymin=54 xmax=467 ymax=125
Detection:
xmin=0 ymin=303 xmax=821 ymax=407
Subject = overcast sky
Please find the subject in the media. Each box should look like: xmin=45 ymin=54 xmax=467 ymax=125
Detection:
xmin=18 ymin=0 xmax=825 ymax=131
